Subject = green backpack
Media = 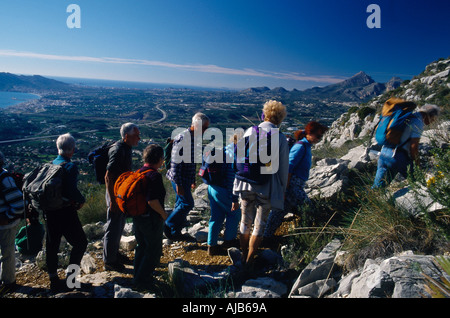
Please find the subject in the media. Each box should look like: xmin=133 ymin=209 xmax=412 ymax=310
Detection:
xmin=163 ymin=137 xmax=173 ymax=170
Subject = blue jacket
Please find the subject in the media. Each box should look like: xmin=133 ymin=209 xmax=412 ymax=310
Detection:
xmin=53 ymin=155 xmax=85 ymax=204
xmin=288 ymin=137 xmax=312 ymax=181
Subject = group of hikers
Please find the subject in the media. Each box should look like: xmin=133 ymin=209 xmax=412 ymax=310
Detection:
xmin=0 ymin=98 xmax=441 ymax=294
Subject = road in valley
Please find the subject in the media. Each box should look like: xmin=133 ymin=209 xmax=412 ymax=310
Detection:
xmin=0 ymin=105 xmax=167 ymax=145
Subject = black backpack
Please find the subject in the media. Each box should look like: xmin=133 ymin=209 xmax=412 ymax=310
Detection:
xmin=22 ymin=163 xmax=67 ymax=213
xmin=235 ymin=126 xmax=273 ymax=185
xmin=88 ymin=141 xmax=115 ymax=184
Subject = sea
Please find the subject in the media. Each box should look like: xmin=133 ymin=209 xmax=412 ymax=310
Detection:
xmin=0 ymin=91 xmax=40 ymax=108
xmin=49 ymin=76 xmax=231 ymax=91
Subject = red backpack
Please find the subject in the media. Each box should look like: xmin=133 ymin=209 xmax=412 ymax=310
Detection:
xmin=114 ymin=168 xmax=153 ymax=216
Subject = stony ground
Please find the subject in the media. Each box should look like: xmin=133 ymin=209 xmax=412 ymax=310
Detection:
xmin=10 ymin=241 xmax=233 ymax=298
xmin=4 ymin=218 xmax=296 ymax=298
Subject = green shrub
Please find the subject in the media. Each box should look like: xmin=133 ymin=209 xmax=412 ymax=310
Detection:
xmin=341 ymin=186 xmax=442 ymax=270
xmin=408 ymin=147 xmax=450 ymax=240
xmin=423 ymin=256 xmax=450 ymax=298
xmin=356 ymin=106 xmax=376 ymax=120
xmin=77 ymin=182 xmax=107 ymax=225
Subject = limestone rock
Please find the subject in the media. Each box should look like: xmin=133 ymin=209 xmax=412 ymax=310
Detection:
xmin=120 ymin=235 xmax=137 ymax=251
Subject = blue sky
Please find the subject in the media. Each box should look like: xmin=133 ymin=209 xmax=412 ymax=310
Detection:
xmin=0 ymin=0 xmax=449 ymax=89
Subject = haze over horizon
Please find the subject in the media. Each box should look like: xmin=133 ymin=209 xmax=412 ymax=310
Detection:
xmin=1 ymin=0 xmax=449 ymax=90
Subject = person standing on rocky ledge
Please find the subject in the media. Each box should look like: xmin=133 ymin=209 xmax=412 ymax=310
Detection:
xmin=132 ymin=144 xmax=168 ymax=290
xmin=206 ymin=134 xmax=242 ymax=256
xmin=0 ymin=151 xmax=24 ymax=294
xmin=103 ymin=123 xmax=140 ymax=271
xmin=263 ymin=121 xmax=328 ymax=242
xmin=165 ymin=112 xmax=210 ymax=240
xmin=233 ymin=100 xmax=289 ymax=268
xmin=45 ymin=133 xmax=87 ymax=293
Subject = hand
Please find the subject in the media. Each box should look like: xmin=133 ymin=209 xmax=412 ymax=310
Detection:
xmin=160 ymin=211 xmax=169 ymax=221
xmin=231 ymin=202 xmax=240 ymax=211
xmin=176 ymin=184 xmax=185 ymax=196
xmin=0 ymin=214 xmax=9 ymax=226
xmin=110 ymin=200 xmax=121 ymax=213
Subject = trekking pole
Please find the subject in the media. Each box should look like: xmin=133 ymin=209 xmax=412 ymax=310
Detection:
xmin=241 ymin=115 xmax=256 ymax=126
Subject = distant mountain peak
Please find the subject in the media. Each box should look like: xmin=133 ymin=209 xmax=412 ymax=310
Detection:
xmin=342 ymin=71 xmax=375 ymax=87
xmin=241 ymin=86 xmax=271 ymax=93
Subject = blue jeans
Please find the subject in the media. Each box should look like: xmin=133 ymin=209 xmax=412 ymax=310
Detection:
xmin=165 ymin=181 xmax=195 ymax=236
xmin=372 ymin=146 xmax=413 ymax=188
xmin=207 ymin=185 xmax=241 ymax=246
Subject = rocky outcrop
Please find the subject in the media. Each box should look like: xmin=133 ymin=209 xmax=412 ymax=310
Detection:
xmin=305 ymin=159 xmax=350 ymax=199
xmin=304 ymin=143 xmax=379 ymax=200
xmin=315 ymin=110 xmax=379 ymax=149
xmin=289 ymin=239 xmax=449 ymax=298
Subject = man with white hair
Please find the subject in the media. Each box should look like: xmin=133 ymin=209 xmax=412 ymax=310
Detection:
xmin=0 ymin=151 xmax=24 ymax=294
xmin=165 ymin=113 xmax=209 ymax=240
xmin=103 ymin=123 xmax=140 ymax=271
xmin=373 ymin=103 xmax=441 ymax=188
xmin=46 ymin=133 xmax=87 ymax=292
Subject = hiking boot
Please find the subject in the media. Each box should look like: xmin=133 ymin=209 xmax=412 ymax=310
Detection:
xmin=227 ymin=247 xmax=243 ymax=267
xmin=0 ymin=281 xmax=18 ymax=295
xmin=164 ymin=229 xmax=193 ymax=242
xmin=221 ymin=239 xmax=239 ymax=249
xmin=50 ymin=277 xmax=70 ymax=293
xmin=163 ymin=226 xmax=179 ymax=240
xmin=104 ymin=262 xmax=125 ymax=272
xmin=207 ymin=245 xmax=222 ymax=256
xmin=117 ymin=252 xmax=132 ymax=265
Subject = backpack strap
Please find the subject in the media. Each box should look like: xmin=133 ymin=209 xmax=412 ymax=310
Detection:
xmin=0 ymin=170 xmax=9 ymax=200
xmin=0 ymin=169 xmax=9 ymax=185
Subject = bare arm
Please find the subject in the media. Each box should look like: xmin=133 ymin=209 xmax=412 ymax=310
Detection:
xmin=409 ymin=138 xmax=420 ymax=166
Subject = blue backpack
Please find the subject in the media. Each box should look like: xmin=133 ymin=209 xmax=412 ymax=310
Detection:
xmin=199 ymin=148 xmax=228 ymax=187
xmin=375 ymin=98 xmax=416 ymax=148
xmin=235 ymin=126 xmax=273 ymax=185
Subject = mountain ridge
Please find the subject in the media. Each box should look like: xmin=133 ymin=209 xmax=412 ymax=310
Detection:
xmin=242 ymin=71 xmax=403 ymax=102
xmin=0 ymin=72 xmax=70 ymax=92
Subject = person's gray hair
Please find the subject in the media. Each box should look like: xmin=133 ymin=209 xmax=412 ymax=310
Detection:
xmin=120 ymin=122 xmax=139 ymax=138
xmin=0 ymin=151 xmax=5 ymax=168
xmin=191 ymin=112 xmax=210 ymax=127
xmin=419 ymin=104 xmax=440 ymax=119
xmin=56 ymin=133 xmax=76 ymax=156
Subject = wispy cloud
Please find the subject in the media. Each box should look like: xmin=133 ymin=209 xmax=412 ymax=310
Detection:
xmin=0 ymin=49 xmax=344 ymax=84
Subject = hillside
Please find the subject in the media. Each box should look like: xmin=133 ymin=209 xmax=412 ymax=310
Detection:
xmin=318 ymin=56 xmax=450 ymax=149
xmin=370 ymin=57 xmax=450 ymax=114
xmin=1 ymin=59 xmax=449 ymax=300
xmin=0 ymin=72 xmax=70 ymax=92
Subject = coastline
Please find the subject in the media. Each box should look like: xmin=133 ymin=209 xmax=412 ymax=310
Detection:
xmin=0 ymin=91 xmax=41 ymax=108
